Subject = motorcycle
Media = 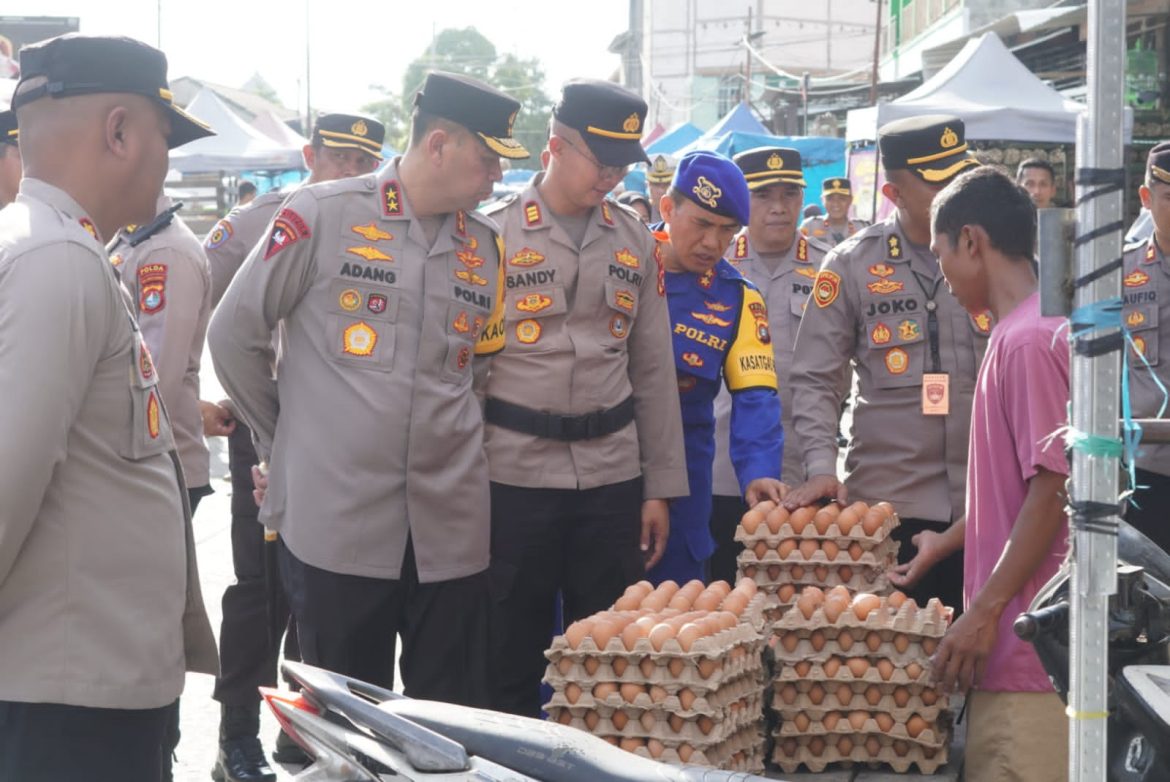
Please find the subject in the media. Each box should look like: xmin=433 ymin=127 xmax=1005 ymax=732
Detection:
xmin=1014 ymin=521 xmax=1170 ymax=781
xmin=262 ymin=661 xmax=779 ymax=782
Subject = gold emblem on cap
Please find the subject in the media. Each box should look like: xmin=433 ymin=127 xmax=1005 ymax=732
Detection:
xmin=622 ymin=113 xmax=641 ymax=133
xmin=766 ymin=153 xmax=783 ymax=170
xmin=940 ymin=127 xmax=959 ymax=149
xmin=653 ymin=156 xmax=667 ymax=172
xmin=692 ymin=176 xmax=722 ymax=209
xmin=351 ymin=120 xmax=368 ymax=137
xmin=834 ymin=179 xmax=841 ymax=187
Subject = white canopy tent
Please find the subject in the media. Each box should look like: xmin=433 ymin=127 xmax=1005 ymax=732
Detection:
xmin=252 ymin=109 xmax=309 ymax=148
xmin=170 ymin=89 xmax=304 ymax=173
xmin=846 ymin=33 xmax=1129 ymax=145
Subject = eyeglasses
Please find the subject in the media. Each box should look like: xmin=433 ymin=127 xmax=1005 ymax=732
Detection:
xmin=558 ymin=135 xmax=630 ymax=180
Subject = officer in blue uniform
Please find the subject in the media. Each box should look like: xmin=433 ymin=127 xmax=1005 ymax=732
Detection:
xmin=647 ymin=151 xmax=786 ymax=584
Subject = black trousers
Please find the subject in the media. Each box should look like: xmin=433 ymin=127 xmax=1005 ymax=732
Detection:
xmin=278 ymin=537 xmax=491 ymax=708
xmin=708 ymin=494 xmax=748 ymax=585
xmin=0 ymin=700 xmax=175 ymax=782
xmin=487 ymin=478 xmax=645 ymax=717
xmin=212 ymin=422 xmax=298 ymax=710
xmin=893 ymin=517 xmax=965 ymax=615
xmin=1126 ymin=468 xmax=1170 ymax=554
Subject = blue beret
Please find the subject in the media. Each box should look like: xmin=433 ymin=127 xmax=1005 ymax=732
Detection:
xmin=672 ymin=151 xmax=750 ymax=226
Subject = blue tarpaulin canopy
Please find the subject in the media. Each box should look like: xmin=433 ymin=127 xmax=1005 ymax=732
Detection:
xmin=644 ymin=122 xmax=702 ymax=155
xmin=703 ymin=102 xmax=769 ymax=137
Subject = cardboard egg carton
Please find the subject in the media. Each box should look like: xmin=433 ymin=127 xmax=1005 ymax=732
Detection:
xmin=771 ymin=691 xmax=948 ymax=724
xmin=547 ymin=614 xmax=764 ymax=663
xmin=735 ymin=510 xmax=900 ymax=549
xmin=774 ymin=595 xmax=952 ymax=637
xmin=544 ymin=645 xmax=764 ymax=694
xmin=627 ymin=724 xmax=765 ymax=770
xmin=739 ymin=560 xmax=894 ymax=594
xmin=774 ymin=711 xmax=951 ymax=747
xmin=544 ymin=670 xmax=762 ymax=716
xmin=546 ymin=693 xmax=764 ymax=745
xmin=738 ymin=535 xmax=899 ymax=568
xmin=773 ymin=658 xmax=937 ymax=687
xmin=769 ymin=634 xmax=936 ymax=667
xmin=770 ymin=732 xmax=950 ymax=775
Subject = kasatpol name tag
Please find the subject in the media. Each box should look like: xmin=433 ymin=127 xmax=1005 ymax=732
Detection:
xmin=922 ymin=373 xmax=950 ymax=415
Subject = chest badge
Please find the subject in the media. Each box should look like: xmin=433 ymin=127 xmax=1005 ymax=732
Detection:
xmin=614 ymin=289 xmax=636 ymax=312
xmin=885 ymin=347 xmax=909 ymax=375
xmin=614 ymin=248 xmax=640 ymax=269
xmin=869 ymin=263 xmax=894 ymax=278
xmin=1126 ymin=310 xmax=1146 ymax=328
xmin=1133 ymin=335 xmax=1148 ymax=357
xmin=867 ymin=279 xmax=904 ymax=295
xmin=794 ymin=267 xmax=818 ymax=279
xmin=455 ymin=269 xmax=489 ymax=286
xmin=692 ymin=311 xmax=731 ymax=327
xmin=609 ymin=313 xmax=629 ymax=339
xmin=351 ymin=223 xmax=393 ymax=242
xmin=338 ymin=289 xmax=362 ymax=312
xmin=342 ymin=322 xmax=378 ymax=356
xmin=516 ymin=293 xmax=553 ymax=314
xmin=367 ymin=294 xmax=387 ymax=314
xmin=1125 ymin=270 xmax=1151 ymax=288
xmin=898 ymin=319 xmax=921 ymax=341
xmin=705 ymin=300 xmax=733 ymax=312
xmin=516 ymin=319 xmax=542 ymax=344
xmin=146 ymin=390 xmax=161 ymax=439
xmin=509 ymin=247 xmax=545 ymax=267
xmin=347 ymin=245 xmax=393 ymax=262
xmin=682 ymin=352 xmax=703 ymax=368
xmin=871 ymin=322 xmax=892 ymax=345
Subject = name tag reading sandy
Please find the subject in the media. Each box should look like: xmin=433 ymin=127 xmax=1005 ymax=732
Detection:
xmin=922 ymin=373 xmax=950 ymax=415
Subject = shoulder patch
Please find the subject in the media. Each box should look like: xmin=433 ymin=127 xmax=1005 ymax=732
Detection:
xmin=264 ymin=208 xmax=311 ymax=261
xmin=813 ymin=269 xmax=842 ymax=308
xmin=205 ymin=219 xmax=233 ymax=250
xmin=138 ymin=262 xmax=167 ymax=314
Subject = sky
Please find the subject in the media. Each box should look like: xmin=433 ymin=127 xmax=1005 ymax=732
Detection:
xmin=20 ymin=1 xmax=630 ymax=114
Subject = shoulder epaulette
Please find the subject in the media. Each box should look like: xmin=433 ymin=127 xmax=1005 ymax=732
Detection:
xmin=480 ymin=192 xmax=519 ymax=217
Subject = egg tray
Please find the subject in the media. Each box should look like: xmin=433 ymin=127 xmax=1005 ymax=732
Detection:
xmin=771 ymin=692 xmax=948 ymax=724
xmin=735 ymin=510 xmax=900 ymax=549
xmin=770 ymin=734 xmax=949 ymax=775
xmin=543 ymin=646 xmax=764 ymax=695
xmin=627 ymin=725 xmax=765 ymax=770
xmin=740 ymin=565 xmax=894 ymax=597
xmin=543 ymin=669 xmax=762 ymax=716
xmin=773 ymin=595 xmax=952 ymax=637
xmin=737 ymin=535 xmax=900 ymax=568
xmin=769 ymin=635 xmax=937 ymax=668
xmin=546 ymin=614 xmax=764 ymax=663
xmin=546 ymin=694 xmax=764 ymax=745
xmin=773 ymin=712 xmax=951 ymax=747
xmin=773 ymin=658 xmax=937 ymax=687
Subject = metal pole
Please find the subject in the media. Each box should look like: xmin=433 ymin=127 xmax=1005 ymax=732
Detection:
xmin=1068 ymin=0 xmax=1126 ymax=779
xmin=304 ymin=0 xmax=312 ymax=136
xmin=869 ymin=0 xmax=883 ymax=105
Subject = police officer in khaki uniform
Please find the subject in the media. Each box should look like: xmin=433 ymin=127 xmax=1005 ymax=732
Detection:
xmin=786 ymin=116 xmax=986 ymax=612
xmin=0 ymin=110 xmax=20 ymax=208
xmin=209 ymin=71 xmax=524 ymax=711
xmin=647 ymin=153 xmax=675 ymax=223
xmin=202 ymin=111 xmax=384 ymax=782
xmin=801 ymin=176 xmax=868 ymax=246
xmin=481 ymin=80 xmax=688 ymax=717
xmin=1123 ymin=141 xmax=1170 ymax=554
xmin=0 ymin=34 xmax=217 ymax=782
xmin=110 ymin=195 xmax=214 ymax=510
xmin=707 ymin=147 xmax=833 ymax=582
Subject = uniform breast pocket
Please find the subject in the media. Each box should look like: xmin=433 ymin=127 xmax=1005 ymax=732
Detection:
xmin=119 ymin=336 xmax=175 ymax=461
xmin=601 ymin=279 xmax=639 ymax=348
xmin=439 ymin=302 xmax=487 ymax=384
xmin=1127 ymin=304 xmax=1160 ymax=367
xmin=865 ymin=315 xmax=924 ymax=389
xmin=505 ymin=284 xmax=567 ymax=353
xmin=327 ymin=316 xmax=396 ymax=372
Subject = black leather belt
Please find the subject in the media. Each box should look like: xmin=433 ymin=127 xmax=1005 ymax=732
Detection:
xmin=485 ymin=396 xmax=635 ymax=442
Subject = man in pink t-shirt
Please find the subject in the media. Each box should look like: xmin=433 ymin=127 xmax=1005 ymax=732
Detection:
xmin=894 ymin=167 xmax=1070 ymax=782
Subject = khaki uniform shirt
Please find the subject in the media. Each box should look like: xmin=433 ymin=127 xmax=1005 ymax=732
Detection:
xmin=111 ymin=195 xmax=212 ymax=488
xmin=205 ymin=190 xmax=286 ymax=307
xmin=0 ymin=179 xmax=217 ymax=709
xmin=1123 ymin=236 xmax=1170 ymax=475
xmin=712 ymin=233 xmax=833 ymax=493
xmin=480 ymin=181 xmax=688 ymax=499
xmin=791 ymin=214 xmax=992 ymax=523
xmin=801 ymin=215 xmax=868 ymax=247
xmin=209 ymin=161 xmax=506 ymax=582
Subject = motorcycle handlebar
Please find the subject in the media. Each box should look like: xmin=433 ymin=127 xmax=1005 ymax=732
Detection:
xmin=1014 ymin=601 xmax=1069 ymax=641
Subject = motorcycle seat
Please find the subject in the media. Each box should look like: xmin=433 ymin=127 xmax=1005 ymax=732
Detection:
xmin=379 ymin=699 xmax=774 ymax=782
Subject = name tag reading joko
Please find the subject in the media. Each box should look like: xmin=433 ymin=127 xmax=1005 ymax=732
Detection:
xmin=922 ymin=373 xmax=950 ymax=415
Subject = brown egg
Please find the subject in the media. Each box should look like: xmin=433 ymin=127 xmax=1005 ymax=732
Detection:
xmin=921 ymin=688 xmax=939 ymax=706
xmin=693 ymin=591 xmax=722 ymax=612
xmin=743 ymin=564 xmax=758 ymax=578
xmin=779 ymin=684 xmax=798 ymax=704
xmin=621 ymin=622 xmax=648 ymax=651
xmin=822 ymin=711 xmax=842 ymax=730
xmin=777 ymin=584 xmax=796 ymax=602
xmin=893 ymin=739 xmax=910 ymax=757
xmin=697 ymin=716 xmax=715 ymax=735
xmin=846 ymin=658 xmax=869 ymax=678
xmin=668 ymin=658 xmax=685 ymax=677
xmin=648 ymin=623 xmax=676 ymax=651
xmin=565 ymin=683 xmax=582 ymax=704
xmin=678 ymin=688 xmax=697 ymax=710
xmin=888 ymin=590 xmax=908 ymax=610
xmin=768 ymin=564 xmax=784 ymax=580
xmin=834 ymin=683 xmax=853 ymax=707
xmin=611 ymin=710 xmax=629 ymax=730
xmin=848 ymin=542 xmax=865 ymax=561
xmin=861 ymin=508 xmax=885 ymax=536
xmin=813 ymin=505 xmax=839 ymax=534
xmin=646 ymin=738 xmax=665 ymax=758
xmin=593 ymin=682 xmax=618 ymax=701
xmin=639 ymin=593 xmax=668 ymax=612
xmin=556 ymin=709 xmax=573 ymax=725
xmin=676 ymin=623 xmax=705 ymax=652
xmin=851 ymin=593 xmax=881 ymax=621
xmin=893 ymin=686 xmax=911 ymax=708
xmin=827 ymin=585 xmax=851 ymax=605
xmin=780 ymin=632 xmax=799 ymax=652
xmin=796 ymin=592 xmax=819 ymax=620
xmin=697 ymin=658 xmax=719 ymax=679
xmin=613 ymin=594 xmax=641 ymax=611
xmin=611 ymin=657 xmax=628 ymax=676
xmin=668 ymin=594 xmax=693 ymax=611
xmin=668 ymin=714 xmax=685 ymax=733
xmin=906 ymin=715 xmax=927 ymax=738
xmin=814 ymin=565 xmax=830 ymax=582
xmin=794 ymin=660 xmax=812 ymax=677
xmin=822 ymin=599 xmax=845 ymax=624
xmin=837 ymin=735 xmax=855 ymax=755
xmin=780 ymin=737 xmax=799 ymax=756
xmin=602 ymin=735 xmax=619 ymax=746
xmin=836 ymin=631 xmax=855 ymax=652
xmin=638 ymin=656 xmax=656 ymax=678
xmin=677 ymin=744 xmax=694 ymax=762
xmin=875 ymin=712 xmax=894 ymax=732
xmin=556 ymin=656 xmax=574 ymax=676
xmin=808 ymin=683 xmax=826 ymax=705
xmin=864 ymin=685 xmax=883 ymax=706
xmin=766 ymin=506 xmax=790 ymax=534
xmin=874 ymin=501 xmax=894 ymax=518
xmin=721 ymin=592 xmax=748 ymax=616
xmin=906 ymin=661 xmax=924 ymax=680
xmin=922 ymin=637 xmax=939 ymax=655
xmin=618 ymin=736 xmax=642 ymax=753
xmin=799 ymin=539 xmax=820 ymax=560
xmin=808 ymin=736 xmax=827 ymax=757
xmin=877 ymin=659 xmax=895 ymax=681
xmin=741 ymin=509 xmax=765 ymax=534
xmin=810 ymin=629 xmax=827 ymax=651
xmin=753 ymin=540 xmax=770 ymax=559
xmin=789 ymin=505 xmax=816 ymax=533
xmin=837 ymin=565 xmax=854 ymax=583
xmin=865 ymin=735 xmax=882 ymax=756
xmin=794 ymin=712 xmax=811 ymax=732
xmin=893 ymin=632 xmax=910 ymax=653
xmin=564 ymin=620 xmax=592 ymax=649
xmin=836 ymin=507 xmax=859 ymax=534
xmin=848 ymin=500 xmax=870 ymax=517
xmin=734 ymin=576 xmax=758 ymax=596
xmin=620 ymin=682 xmax=644 ymax=703
xmin=923 ymin=747 xmax=938 ymax=760
xmin=777 ymin=539 xmax=797 ymax=559
xmin=821 ymin=540 xmax=840 ymax=560
xmin=865 ymin=631 xmax=883 ymax=652
xmin=822 ymin=656 xmax=842 ymax=677
xmin=583 ymin=710 xmax=599 ymax=729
